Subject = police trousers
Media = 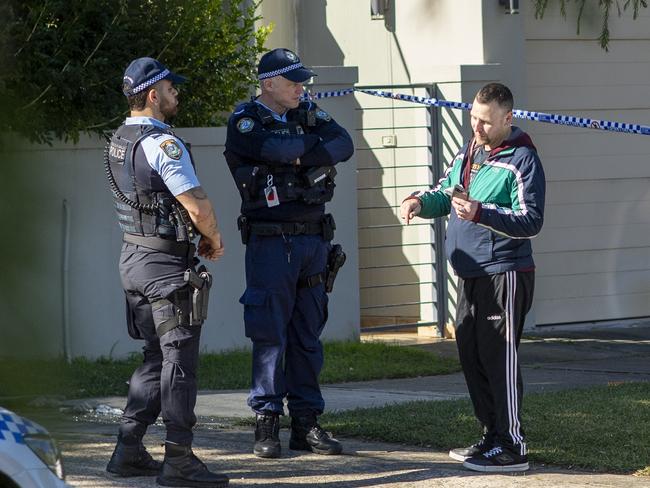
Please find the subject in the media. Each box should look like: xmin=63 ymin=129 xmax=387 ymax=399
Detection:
xmin=239 ymin=234 xmax=330 ymax=416
xmin=117 ymin=243 xmax=201 ymax=446
xmin=455 ymin=270 xmax=534 ymax=456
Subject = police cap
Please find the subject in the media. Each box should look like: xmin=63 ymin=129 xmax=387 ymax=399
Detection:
xmin=257 ymin=48 xmax=316 ymax=83
xmin=122 ymin=57 xmax=187 ymax=96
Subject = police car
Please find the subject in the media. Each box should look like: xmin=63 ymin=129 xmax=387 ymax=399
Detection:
xmin=0 ymin=406 xmax=71 ymax=487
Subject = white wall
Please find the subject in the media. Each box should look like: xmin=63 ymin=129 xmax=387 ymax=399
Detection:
xmin=294 ymin=0 xmax=486 ymax=86
xmin=268 ymin=1 xmax=517 ymax=329
xmin=5 ymin=67 xmax=360 ymax=359
xmin=523 ymin=2 xmax=650 ymax=324
xmin=256 ymin=0 xmax=297 ymax=51
xmin=281 ymin=0 xmax=650 ymax=327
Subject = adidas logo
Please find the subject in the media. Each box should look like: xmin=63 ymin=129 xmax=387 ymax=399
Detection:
xmin=486 ymin=314 xmax=502 ymax=321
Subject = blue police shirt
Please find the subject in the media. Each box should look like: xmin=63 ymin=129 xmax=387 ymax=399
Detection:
xmin=124 ymin=116 xmax=199 ymax=196
xmin=253 ymin=100 xmax=287 ymax=123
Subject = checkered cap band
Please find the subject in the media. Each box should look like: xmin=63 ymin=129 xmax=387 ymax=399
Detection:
xmin=130 ymin=68 xmax=170 ymax=94
xmin=258 ymin=62 xmax=304 ymax=80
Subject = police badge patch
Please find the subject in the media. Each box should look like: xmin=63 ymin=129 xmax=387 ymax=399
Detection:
xmin=286 ymin=50 xmax=297 ymax=62
xmin=160 ymin=139 xmax=183 ymax=160
xmin=237 ymin=118 xmax=254 ymax=133
xmin=315 ymin=109 xmax=331 ymax=122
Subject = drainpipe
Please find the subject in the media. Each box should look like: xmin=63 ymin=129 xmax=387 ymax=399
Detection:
xmin=62 ymin=199 xmax=72 ymax=363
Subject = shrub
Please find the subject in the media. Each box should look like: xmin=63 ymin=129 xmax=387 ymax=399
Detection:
xmin=0 ymin=0 xmax=271 ymax=143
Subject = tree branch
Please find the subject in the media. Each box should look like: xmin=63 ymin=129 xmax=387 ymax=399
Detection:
xmin=14 ymin=1 xmax=50 ymax=57
xmin=83 ymin=6 xmax=123 ymax=67
xmin=156 ymin=23 xmax=183 ymax=60
xmin=534 ymin=0 xmax=648 ymax=50
xmin=19 ymin=60 xmax=70 ymax=110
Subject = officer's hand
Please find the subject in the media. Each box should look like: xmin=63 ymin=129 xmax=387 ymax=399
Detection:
xmin=400 ymin=198 xmax=421 ymax=225
xmin=198 ymin=233 xmax=225 ymax=261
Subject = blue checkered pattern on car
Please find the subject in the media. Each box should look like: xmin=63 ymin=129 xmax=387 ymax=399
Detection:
xmin=0 ymin=407 xmax=47 ymax=444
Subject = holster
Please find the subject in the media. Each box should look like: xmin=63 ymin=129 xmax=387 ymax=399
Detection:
xmin=183 ymin=265 xmax=212 ymax=326
xmin=298 ymin=243 xmax=346 ymax=293
xmin=325 ymin=244 xmax=346 ymax=293
xmin=237 ymin=215 xmax=250 ymax=244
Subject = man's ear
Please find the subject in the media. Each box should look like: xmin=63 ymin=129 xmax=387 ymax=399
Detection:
xmin=147 ymin=87 xmax=159 ymax=106
xmin=505 ymin=110 xmax=513 ymax=126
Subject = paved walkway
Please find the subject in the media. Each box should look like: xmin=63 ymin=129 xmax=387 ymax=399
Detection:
xmin=87 ymin=322 xmax=650 ymax=418
xmin=54 ymin=322 xmax=650 ymax=487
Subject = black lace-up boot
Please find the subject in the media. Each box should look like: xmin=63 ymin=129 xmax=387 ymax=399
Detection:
xmin=289 ymin=414 xmax=342 ymax=455
xmin=253 ymin=413 xmax=281 ymax=458
xmin=156 ymin=443 xmax=229 ymax=487
xmin=106 ymin=438 xmax=162 ymax=477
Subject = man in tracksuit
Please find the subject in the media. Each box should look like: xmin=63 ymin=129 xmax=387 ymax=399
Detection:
xmin=401 ymin=83 xmax=545 ymax=473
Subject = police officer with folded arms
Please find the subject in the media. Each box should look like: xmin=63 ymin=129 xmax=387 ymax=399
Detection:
xmin=224 ymin=48 xmax=354 ymax=459
xmin=105 ymin=57 xmax=229 ymax=487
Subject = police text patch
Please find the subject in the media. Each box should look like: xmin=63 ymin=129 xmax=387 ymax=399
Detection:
xmin=160 ymin=139 xmax=183 ymax=160
xmin=109 ymin=142 xmax=127 ymax=163
xmin=237 ymin=118 xmax=254 ymax=133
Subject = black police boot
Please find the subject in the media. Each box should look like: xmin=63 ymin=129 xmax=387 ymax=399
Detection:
xmin=106 ymin=439 xmax=162 ymax=477
xmin=156 ymin=443 xmax=229 ymax=487
xmin=289 ymin=414 xmax=342 ymax=455
xmin=253 ymin=413 xmax=281 ymax=458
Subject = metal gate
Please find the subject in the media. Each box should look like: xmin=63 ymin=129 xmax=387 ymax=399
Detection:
xmin=355 ymin=84 xmax=448 ymax=335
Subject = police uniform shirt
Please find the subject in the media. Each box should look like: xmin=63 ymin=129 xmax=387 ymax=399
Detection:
xmin=125 ymin=116 xmax=199 ymax=196
xmin=254 ymin=100 xmax=288 ymax=123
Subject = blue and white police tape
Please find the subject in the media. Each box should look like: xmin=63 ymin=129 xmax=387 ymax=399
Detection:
xmin=303 ymin=87 xmax=650 ymax=136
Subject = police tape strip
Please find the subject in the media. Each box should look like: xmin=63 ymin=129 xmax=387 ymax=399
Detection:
xmin=303 ymin=87 xmax=650 ymax=136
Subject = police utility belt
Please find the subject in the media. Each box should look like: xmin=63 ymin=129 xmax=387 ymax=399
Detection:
xmin=237 ymin=214 xmax=345 ymax=293
xmin=237 ymin=213 xmax=336 ymax=244
xmin=123 ymin=233 xmax=196 ymax=258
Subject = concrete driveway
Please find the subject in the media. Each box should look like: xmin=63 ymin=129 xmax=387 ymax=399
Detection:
xmin=51 ymin=321 xmax=650 ymax=487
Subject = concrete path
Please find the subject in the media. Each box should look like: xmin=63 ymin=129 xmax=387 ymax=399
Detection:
xmin=53 ymin=322 xmax=650 ymax=487
xmin=86 ymin=323 xmax=650 ymax=418
xmin=59 ymin=422 xmax=649 ymax=488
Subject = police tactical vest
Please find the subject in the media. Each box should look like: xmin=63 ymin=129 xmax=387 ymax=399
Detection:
xmin=225 ymin=103 xmax=336 ymax=214
xmin=107 ymin=124 xmax=189 ymax=240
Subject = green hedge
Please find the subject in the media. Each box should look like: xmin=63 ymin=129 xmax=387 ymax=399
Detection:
xmin=1 ymin=0 xmax=270 ymax=143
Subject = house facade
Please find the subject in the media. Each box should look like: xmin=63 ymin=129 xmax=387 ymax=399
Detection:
xmin=7 ymin=0 xmax=650 ymax=359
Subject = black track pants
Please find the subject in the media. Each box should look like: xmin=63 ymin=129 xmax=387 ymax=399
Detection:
xmin=455 ymin=270 xmax=534 ymax=455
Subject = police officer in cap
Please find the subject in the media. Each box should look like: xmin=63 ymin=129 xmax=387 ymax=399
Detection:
xmin=105 ymin=57 xmax=229 ymax=487
xmin=224 ymin=48 xmax=354 ymax=458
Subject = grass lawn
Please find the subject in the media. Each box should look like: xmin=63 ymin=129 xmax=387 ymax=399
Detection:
xmin=320 ymin=382 xmax=650 ymax=475
xmin=0 ymin=340 xmax=459 ymax=399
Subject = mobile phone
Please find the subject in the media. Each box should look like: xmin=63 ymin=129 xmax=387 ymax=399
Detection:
xmin=444 ymin=184 xmax=468 ymax=201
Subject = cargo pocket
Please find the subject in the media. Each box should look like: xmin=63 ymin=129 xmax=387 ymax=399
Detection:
xmin=239 ymin=287 xmax=272 ymax=341
xmin=151 ymin=298 xmax=178 ymax=337
xmin=124 ymin=292 xmax=144 ymax=340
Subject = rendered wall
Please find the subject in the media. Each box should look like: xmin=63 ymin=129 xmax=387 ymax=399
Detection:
xmin=3 ymin=67 xmax=360 ymax=359
xmin=523 ymin=3 xmax=650 ymax=324
xmin=262 ymin=0 xmax=650 ymax=327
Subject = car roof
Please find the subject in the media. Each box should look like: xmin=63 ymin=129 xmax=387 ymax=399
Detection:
xmin=0 ymin=406 xmax=49 ymax=445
